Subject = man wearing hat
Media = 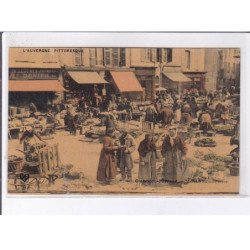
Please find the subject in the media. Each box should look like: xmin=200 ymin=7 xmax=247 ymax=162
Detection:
xmin=117 ymin=129 xmax=136 ymax=182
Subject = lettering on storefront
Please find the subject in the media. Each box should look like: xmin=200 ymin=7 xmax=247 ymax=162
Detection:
xmin=9 ymin=68 xmax=59 ymax=80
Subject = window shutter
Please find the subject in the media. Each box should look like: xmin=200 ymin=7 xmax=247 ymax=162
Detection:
xmin=167 ymin=48 xmax=173 ymax=63
xmin=120 ymin=48 xmax=126 ymax=66
xmin=113 ymin=48 xmax=119 ymax=67
xmin=104 ymin=48 xmax=111 ymax=66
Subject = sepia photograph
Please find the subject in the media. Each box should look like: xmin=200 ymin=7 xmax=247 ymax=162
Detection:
xmin=7 ymin=47 xmax=240 ymax=195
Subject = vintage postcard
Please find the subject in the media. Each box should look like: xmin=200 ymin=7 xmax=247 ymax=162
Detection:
xmin=7 ymin=46 xmax=240 ymax=195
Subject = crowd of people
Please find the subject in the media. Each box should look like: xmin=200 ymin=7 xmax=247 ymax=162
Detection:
xmin=94 ymin=85 xmax=239 ymax=186
xmin=14 ymin=84 xmax=239 ymax=187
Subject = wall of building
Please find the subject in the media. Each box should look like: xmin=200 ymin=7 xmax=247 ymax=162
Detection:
xmin=204 ymin=49 xmax=220 ymax=91
xmin=172 ymin=48 xmax=205 ymax=72
xmin=221 ymin=48 xmax=240 ymax=83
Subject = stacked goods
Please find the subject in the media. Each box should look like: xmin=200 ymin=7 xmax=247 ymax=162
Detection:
xmin=194 ymin=138 xmax=217 ymax=147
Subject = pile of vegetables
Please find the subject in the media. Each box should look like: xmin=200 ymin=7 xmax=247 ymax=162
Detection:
xmin=194 ymin=150 xmax=233 ymax=163
xmin=194 ymin=138 xmax=217 ymax=147
xmin=214 ymin=124 xmax=234 ymax=135
xmin=207 ymin=163 xmax=227 ymax=174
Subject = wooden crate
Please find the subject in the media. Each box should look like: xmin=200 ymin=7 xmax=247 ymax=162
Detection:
xmin=37 ymin=144 xmax=60 ymax=175
xmin=142 ymin=121 xmax=154 ymax=133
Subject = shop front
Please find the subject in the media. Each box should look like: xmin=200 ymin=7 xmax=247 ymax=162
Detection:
xmin=109 ymin=70 xmax=143 ymax=101
xmin=64 ymin=70 xmax=109 ymax=103
xmin=182 ymin=71 xmax=207 ymax=91
xmin=9 ymin=66 xmax=65 ymax=112
xmin=162 ymin=71 xmax=192 ymax=94
xmin=131 ymin=66 xmax=157 ymax=101
xmin=9 ymin=79 xmax=66 ymax=112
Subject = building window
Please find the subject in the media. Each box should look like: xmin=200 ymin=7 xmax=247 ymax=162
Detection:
xmin=75 ymin=51 xmax=82 ymax=66
xmin=120 ymin=48 xmax=126 ymax=67
xmin=167 ymin=48 xmax=173 ymax=63
xmin=227 ymin=62 xmax=230 ymax=73
xmin=185 ymin=50 xmax=191 ymax=69
xmin=89 ymin=48 xmax=97 ymax=66
xmin=156 ymin=48 xmax=161 ymax=62
xmin=113 ymin=48 xmax=119 ymax=67
xmin=104 ymin=48 xmax=111 ymax=66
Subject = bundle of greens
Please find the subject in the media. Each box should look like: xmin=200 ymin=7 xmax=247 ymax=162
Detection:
xmin=194 ymin=138 xmax=217 ymax=147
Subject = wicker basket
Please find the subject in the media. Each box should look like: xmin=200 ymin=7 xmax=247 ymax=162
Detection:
xmin=8 ymin=159 xmax=24 ymax=174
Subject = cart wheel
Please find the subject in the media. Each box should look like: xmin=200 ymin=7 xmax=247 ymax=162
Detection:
xmin=26 ymin=178 xmax=40 ymax=192
xmin=14 ymin=178 xmax=28 ymax=192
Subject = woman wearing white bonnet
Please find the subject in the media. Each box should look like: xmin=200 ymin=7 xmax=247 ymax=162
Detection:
xmin=161 ymin=125 xmax=189 ymax=186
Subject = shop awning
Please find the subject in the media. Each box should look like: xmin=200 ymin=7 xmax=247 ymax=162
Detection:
xmin=110 ymin=71 xmax=143 ymax=93
xmin=163 ymin=72 xmax=192 ymax=82
xmin=67 ymin=71 xmax=108 ymax=84
xmin=9 ymin=80 xmax=66 ymax=92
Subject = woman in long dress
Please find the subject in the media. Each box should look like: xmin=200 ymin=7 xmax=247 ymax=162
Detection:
xmin=96 ymin=129 xmax=121 ymax=184
xmin=138 ymin=134 xmax=157 ymax=183
xmin=161 ymin=126 xmax=189 ymax=185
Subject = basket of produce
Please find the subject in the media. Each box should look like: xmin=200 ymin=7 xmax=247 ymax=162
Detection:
xmin=214 ymin=124 xmax=234 ymax=135
xmin=8 ymin=155 xmax=24 ymax=174
xmin=194 ymin=138 xmax=217 ymax=147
